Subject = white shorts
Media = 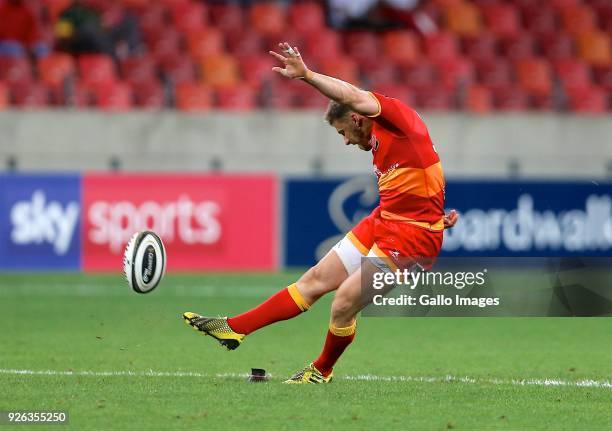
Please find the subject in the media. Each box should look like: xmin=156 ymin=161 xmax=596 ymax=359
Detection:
xmin=330 ymin=235 xmax=394 ymax=275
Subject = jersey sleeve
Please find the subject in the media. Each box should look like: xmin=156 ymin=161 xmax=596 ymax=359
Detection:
xmin=367 ymin=92 xmax=428 ymax=136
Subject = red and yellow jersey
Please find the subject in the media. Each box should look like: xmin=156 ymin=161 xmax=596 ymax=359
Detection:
xmin=367 ymin=92 xmax=445 ymax=231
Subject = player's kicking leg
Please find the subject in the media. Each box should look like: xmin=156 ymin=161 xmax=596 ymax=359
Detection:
xmin=183 ymin=248 xmax=350 ymax=350
xmin=183 ymin=207 xmax=376 ymax=350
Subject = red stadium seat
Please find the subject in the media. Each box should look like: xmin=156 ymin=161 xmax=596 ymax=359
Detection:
xmin=146 ymin=29 xmax=183 ymax=59
xmin=493 ymin=86 xmax=529 ymax=110
xmin=170 ymin=1 xmax=207 ymax=33
xmin=539 ymin=32 xmax=575 ymax=60
xmin=200 ymin=54 xmax=239 ymax=88
xmin=476 ymin=58 xmax=513 ymax=90
xmin=138 ymin=2 xmax=169 ymax=52
xmin=44 ymin=0 xmax=72 ymax=23
xmin=92 ymin=81 xmax=133 ymax=111
xmin=424 ymin=32 xmax=460 ymax=62
xmin=209 ymin=3 xmax=244 ymax=33
xmin=216 ymin=84 xmax=256 ymax=110
xmin=304 ymin=30 xmax=343 ymax=62
xmin=577 ymin=31 xmax=611 ymax=66
xmin=249 ymin=2 xmax=285 ymax=37
xmin=132 ymin=80 xmax=165 ymax=109
xmin=462 ymin=32 xmax=498 ymax=62
xmin=226 ymin=31 xmax=265 ymax=58
xmin=186 ymin=28 xmax=225 ymax=60
xmin=38 ymin=53 xmax=75 ymax=86
xmin=551 ymin=0 xmax=580 ymax=8
xmin=264 ymin=80 xmax=298 ymax=109
xmin=382 ymin=31 xmax=420 ymax=66
xmin=415 ymin=86 xmax=454 ymax=111
xmin=262 ymin=31 xmax=305 ymax=57
xmin=175 ymin=82 xmax=212 ymax=111
xmin=444 ymin=1 xmax=482 ymax=37
xmin=436 ymin=57 xmax=475 ymax=90
xmin=592 ymin=65 xmax=612 ymax=92
xmin=122 ymin=0 xmax=150 ymax=11
xmin=590 ymin=1 xmax=612 ymax=34
xmin=516 ymin=58 xmax=553 ymax=96
xmin=78 ymin=55 xmax=116 ymax=85
xmin=464 ymin=84 xmax=493 ymax=113
xmin=9 ymin=81 xmax=49 ymax=108
xmin=403 ymin=62 xmax=438 ymax=88
xmin=158 ymin=54 xmax=196 ymax=84
xmin=530 ymin=93 xmax=555 ymax=110
xmin=137 ymin=3 xmax=168 ymax=38
xmin=561 ymin=5 xmax=596 ymax=36
xmin=501 ymin=35 xmax=536 ymax=61
xmin=522 ymin=6 xmax=558 ymax=35
xmin=483 ymin=3 xmax=521 ymax=38
xmin=554 ymin=59 xmax=591 ymax=90
xmin=0 ymin=57 xmax=32 ymax=83
xmin=289 ymin=2 xmax=325 ymax=35
xmin=157 ymin=0 xmax=191 ymax=5
xmin=361 ymin=62 xmax=398 ymax=87
xmin=319 ymin=58 xmax=359 ymax=85
xmin=294 ymin=85 xmax=329 ymax=110
xmin=239 ymin=54 xmax=275 ymax=89
xmin=121 ymin=55 xmax=157 ymax=85
xmin=433 ymin=0 xmax=463 ymax=7
xmin=567 ymin=86 xmax=607 ymax=113
xmin=372 ymin=84 xmax=416 ymax=108
xmin=61 ymin=81 xmax=92 ymax=108
xmin=0 ymin=82 xmax=8 ymax=110
xmin=345 ymin=32 xmax=380 ymax=67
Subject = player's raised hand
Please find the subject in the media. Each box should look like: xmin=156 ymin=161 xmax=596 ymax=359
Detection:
xmin=444 ymin=209 xmax=459 ymax=229
xmin=269 ymin=42 xmax=309 ymax=79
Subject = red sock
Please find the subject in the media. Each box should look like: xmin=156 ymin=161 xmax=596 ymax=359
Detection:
xmin=312 ymin=321 xmax=356 ymax=377
xmin=227 ymin=284 xmax=309 ymax=335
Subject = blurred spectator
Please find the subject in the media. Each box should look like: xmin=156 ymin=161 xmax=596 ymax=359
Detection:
xmin=0 ymin=0 xmax=41 ymax=53
xmin=327 ymin=0 xmax=378 ymax=28
xmin=91 ymin=0 xmax=141 ymax=57
xmin=55 ymin=0 xmax=140 ymax=59
xmin=326 ymin=0 xmax=435 ymax=33
xmin=55 ymin=0 xmax=112 ymax=55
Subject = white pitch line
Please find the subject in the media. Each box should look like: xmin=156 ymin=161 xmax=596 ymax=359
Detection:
xmin=1 ymin=369 xmax=611 ymax=389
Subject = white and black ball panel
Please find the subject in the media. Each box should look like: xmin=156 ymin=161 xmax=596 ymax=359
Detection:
xmin=123 ymin=231 xmax=166 ymax=294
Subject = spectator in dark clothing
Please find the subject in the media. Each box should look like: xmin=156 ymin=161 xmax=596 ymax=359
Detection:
xmin=55 ymin=0 xmax=141 ymax=59
xmin=55 ymin=0 xmax=113 ymax=55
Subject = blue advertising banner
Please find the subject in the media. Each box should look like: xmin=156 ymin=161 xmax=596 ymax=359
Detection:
xmin=444 ymin=181 xmax=612 ymax=257
xmin=284 ymin=176 xmax=378 ymax=266
xmin=0 ymin=174 xmax=81 ymax=270
xmin=284 ymin=178 xmax=612 ymax=267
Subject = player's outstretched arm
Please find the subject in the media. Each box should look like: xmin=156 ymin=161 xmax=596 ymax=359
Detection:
xmin=269 ymin=42 xmax=379 ymax=116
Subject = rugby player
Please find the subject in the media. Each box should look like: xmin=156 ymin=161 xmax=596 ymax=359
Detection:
xmin=183 ymin=42 xmax=459 ymax=384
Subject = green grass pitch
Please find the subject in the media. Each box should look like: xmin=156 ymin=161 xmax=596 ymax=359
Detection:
xmin=1 ymin=272 xmax=611 ymax=430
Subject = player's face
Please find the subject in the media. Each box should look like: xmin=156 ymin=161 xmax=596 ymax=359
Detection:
xmin=331 ymin=114 xmax=373 ymax=151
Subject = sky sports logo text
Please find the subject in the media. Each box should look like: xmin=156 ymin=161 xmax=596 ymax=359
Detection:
xmin=10 ymin=190 xmax=79 ymax=255
xmin=8 ymin=192 xmax=222 ymax=255
xmin=88 ymin=195 xmax=222 ymax=253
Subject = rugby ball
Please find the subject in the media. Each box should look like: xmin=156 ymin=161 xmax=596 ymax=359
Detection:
xmin=123 ymin=231 xmax=166 ymax=294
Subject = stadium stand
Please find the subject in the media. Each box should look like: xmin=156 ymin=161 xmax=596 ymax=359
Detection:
xmin=0 ymin=0 xmax=609 ymax=112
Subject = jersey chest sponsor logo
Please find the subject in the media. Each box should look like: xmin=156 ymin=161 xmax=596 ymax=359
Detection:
xmin=370 ymin=134 xmax=380 ymax=152
xmin=373 ymin=162 xmax=400 ymax=178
